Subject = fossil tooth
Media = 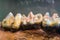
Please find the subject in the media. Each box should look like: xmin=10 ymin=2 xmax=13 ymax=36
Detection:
xmin=2 ymin=12 xmax=14 ymax=28
xmin=12 ymin=13 xmax=22 ymax=29
xmin=52 ymin=13 xmax=59 ymax=20
xmin=51 ymin=13 xmax=59 ymax=26
xmin=43 ymin=12 xmax=53 ymax=26
xmin=34 ymin=13 xmax=43 ymax=23
xmin=21 ymin=14 xmax=27 ymax=25
xmin=28 ymin=11 xmax=35 ymax=24
xmin=43 ymin=12 xmax=51 ymax=24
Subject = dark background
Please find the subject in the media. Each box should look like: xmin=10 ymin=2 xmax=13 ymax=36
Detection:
xmin=0 ymin=0 xmax=60 ymax=21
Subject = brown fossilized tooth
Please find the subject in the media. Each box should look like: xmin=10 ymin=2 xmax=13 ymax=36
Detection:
xmin=12 ymin=13 xmax=22 ymax=29
xmin=2 ymin=12 xmax=14 ymax=28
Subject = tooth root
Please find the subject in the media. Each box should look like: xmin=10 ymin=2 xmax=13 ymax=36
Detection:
xmin=12 ymin=13 xmax=22 ymax=29
xmin=2 ymin=12 xmax=14 ymax=28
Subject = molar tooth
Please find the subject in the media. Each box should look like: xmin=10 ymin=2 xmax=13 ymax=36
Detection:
xmin=28 ymin=11 xmax=34 ymax=24
xmin=34 ymin=13 xmax=43 ymax=23
xmin=2 ymin=12 xmax=14 ymax=28
xmin=52 ymin=13 xmax=59 ymax=26
xmin=28 ymin=11 xmax=34 ymax=20
xmin=21 ymin=14 xmax=27 ymax=25
xmin=12 ymin=13 xmax=22 ymax=29
xmin=52 ymin=13 xmax=59 ymax=20
xmin=43 ymin=12 xmax=52 ymax=26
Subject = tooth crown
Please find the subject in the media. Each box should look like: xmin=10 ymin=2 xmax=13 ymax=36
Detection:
xmin=12 ymin=13 xmax=22 ymax=29
xmin=21 ymin=14 xmax=27 ymax=25
xmin=1 ymin=12 xmax=60 ymax=30
xmin=34 ymin=13 xmax=43 ymax=23
xmin=2 ymin=12 xmax=14 ymax=27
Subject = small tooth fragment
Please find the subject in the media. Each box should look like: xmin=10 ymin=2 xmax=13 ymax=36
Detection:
xmin=44 ymin=12 xmax=50 ymax=19
xmin=28 ymin=11 xmax=34 ymax=19
xmin=34 ymin=13 xmax=43 ymax=23
xmin=57 ymin=18 xmax=60 ymax=24
xmin=43 ymin=12 xmax=53 ymax=26
xmin=52 ymin=13 xmax=59 ymax=26
xmin=28 ymin=11 xmax=34 ymax=24
xmin=21 ymin=14 xmax=27 ymax=25
xmin=53 ymin=18 xmax=60 ymax=26
xmin=12 ymin=13 xmax=22 ymax=29
xmin=2 ymin=12 xmax=14 ymax=28
xmin=43 ymin=12 xmax=50 ymax=23
xmin=5 ymin=12 xmax=14 ymax=19
xmin=52 ymin=13 xmax=59 ymax=21
xmin=43 ymin=12 xmax=51 ymax=25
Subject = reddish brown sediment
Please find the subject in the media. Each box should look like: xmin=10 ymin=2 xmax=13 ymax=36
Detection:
xmin=0 ymin=29 xmax=60 ymax=40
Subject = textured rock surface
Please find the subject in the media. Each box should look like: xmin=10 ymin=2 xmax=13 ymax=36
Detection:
xmin=0 ymin=28 xmax=60 ymax=40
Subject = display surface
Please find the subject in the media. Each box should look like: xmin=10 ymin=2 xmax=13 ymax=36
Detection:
xmin=0 ymin=0 xmax=60 ymax=21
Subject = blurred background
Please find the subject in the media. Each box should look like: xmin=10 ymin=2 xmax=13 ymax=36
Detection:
xmin=0 ymin=0 xmax=60 ymax=21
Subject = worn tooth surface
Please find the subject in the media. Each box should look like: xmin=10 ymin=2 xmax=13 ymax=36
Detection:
xmin=34 ymin=13 xmax=43 ymax=23
xmin=28 ymin=11 xmax=34 ymax=24
xmin=2 ymin=12 xmax=14 ymax=28
xmin=52 ymin=13 xmax=59 ymax=20
xmin=12 ymin=13 xmax=22 ymax=29
xmin=42 ymin=12 xmax=55 ymax=28
xmin=51 ymin=13 xmax=59 ymax=27
xmin=28 ymin=11 xmax=34 ymax=19
xmin=43 ymin=12 xmax=51 ymax=26
xmin=21 ymin=14 xmax=27 ymax=25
